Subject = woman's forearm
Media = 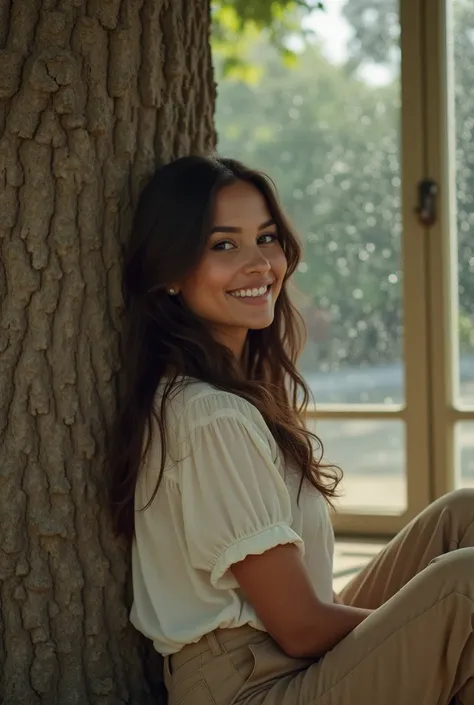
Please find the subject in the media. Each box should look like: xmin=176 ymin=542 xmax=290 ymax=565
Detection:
xmin=290 ymin=602 xmax=373 ymax=658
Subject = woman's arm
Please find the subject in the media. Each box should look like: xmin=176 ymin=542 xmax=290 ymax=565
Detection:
xmin=232 ymin=543 xmax=372 ymax=659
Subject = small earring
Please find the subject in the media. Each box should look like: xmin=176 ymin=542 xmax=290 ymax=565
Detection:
xmin=167 ymin=287 xmax=177 ymax=295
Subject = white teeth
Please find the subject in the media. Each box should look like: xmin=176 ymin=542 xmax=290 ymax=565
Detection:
xmin=229 ymin=285 xmax=269 ymax=299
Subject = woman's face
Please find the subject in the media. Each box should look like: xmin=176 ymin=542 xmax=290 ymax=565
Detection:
xmin=177 ymin=180 xmax=288 ymax=357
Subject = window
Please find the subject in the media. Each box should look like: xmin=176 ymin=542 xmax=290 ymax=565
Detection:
xmin=213 ymin=0 xmax=474 ymax=535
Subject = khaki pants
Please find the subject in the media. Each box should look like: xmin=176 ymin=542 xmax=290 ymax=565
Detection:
xmin=163 ymin=489 xmax=474 ymax=705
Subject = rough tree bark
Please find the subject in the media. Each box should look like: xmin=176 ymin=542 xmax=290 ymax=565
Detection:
xmin=0 ymin=1 xmax=215 ymax=703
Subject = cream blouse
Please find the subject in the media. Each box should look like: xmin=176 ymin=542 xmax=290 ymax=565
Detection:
xmin=130 ymin=378 xmax=335 ymax=655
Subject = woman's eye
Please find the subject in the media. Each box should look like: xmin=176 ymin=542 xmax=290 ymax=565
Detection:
xmin=211 ymin=240 xmax=234 ymax=251
xmin=258 ymin=232 xmax=279 ymax=245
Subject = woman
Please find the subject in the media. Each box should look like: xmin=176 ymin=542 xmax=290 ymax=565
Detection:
xmin=109 ymin=154 xmax=474 ymax=705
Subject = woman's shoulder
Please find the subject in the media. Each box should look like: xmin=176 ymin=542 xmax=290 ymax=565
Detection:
xmin=156 ymin=376 xmax=271 ymax=437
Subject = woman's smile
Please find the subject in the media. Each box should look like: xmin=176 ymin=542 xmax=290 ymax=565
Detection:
xmin=226 ymin=282 xmax=274 ymax=305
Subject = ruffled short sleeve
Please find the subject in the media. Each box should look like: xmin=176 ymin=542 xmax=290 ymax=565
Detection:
xmin=179 ymin=392 xmax=304 ymax=590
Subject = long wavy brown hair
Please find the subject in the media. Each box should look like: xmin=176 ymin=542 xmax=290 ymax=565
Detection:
xmin=108 ymin=154 xmax=342 ymax=540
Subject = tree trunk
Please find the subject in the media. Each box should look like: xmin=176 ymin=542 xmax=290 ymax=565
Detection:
xmin=0 ymin=1 xmax=215 ymax=703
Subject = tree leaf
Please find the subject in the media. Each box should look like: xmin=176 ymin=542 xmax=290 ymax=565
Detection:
xmin=212 ymin=0 xmax=325 ymax=80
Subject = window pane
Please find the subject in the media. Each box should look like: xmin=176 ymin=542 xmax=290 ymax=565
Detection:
xmin=307 ymin=418 xmax=406 ymax=513
xmin=456 ymin=421 xmax=474 ymax=488
xmin=214 ymin=1 xmax=403 ymax=404
xmin=334 ymin=540 xmax=385 ymax=592
xmin=452 ymin=0 xmax=474 ymax=405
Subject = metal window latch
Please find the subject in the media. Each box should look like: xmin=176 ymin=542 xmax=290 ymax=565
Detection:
xmin=416 ymin=179 xmax=438 ymax=227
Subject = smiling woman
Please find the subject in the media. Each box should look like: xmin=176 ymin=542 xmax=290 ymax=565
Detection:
xmin=107 ymin=154 xmax=474 ymax=705
xmin=108 ymin=154 xmax=339 ymax=539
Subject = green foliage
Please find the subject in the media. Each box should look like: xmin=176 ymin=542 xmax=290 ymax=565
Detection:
xmin=214 ymin=0 xmax=319 ymax=29
xmin=212 ymin=0 xmax=323 ymax=79
xmin=460 ymin=313 xmax=474 ymax=349
xmin=215 ymin=39 xmax=402 ymax=376
xmin=341 ymin=0 xmax=400 ymax=69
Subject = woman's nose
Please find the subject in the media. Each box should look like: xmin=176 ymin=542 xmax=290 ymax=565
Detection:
xmin=243 ymin=249 xmax=271 ymax=274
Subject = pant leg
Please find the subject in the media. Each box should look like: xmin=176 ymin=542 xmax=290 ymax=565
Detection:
xmin=236 ymin=549 xmax=474 ymax=705
xmin=340 ymin=489 xmax=474 ymax=609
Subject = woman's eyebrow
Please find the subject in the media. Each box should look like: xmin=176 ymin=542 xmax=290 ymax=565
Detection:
xmin=211 ymin=218 xmax=275 ymax=234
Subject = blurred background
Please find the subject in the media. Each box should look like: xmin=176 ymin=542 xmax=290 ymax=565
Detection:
xmin=212 ymin=0 xmax=474 ymax=525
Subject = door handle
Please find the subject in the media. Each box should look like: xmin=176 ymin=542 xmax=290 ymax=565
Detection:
xmin=416 ymin=179 xmax=438 ymax=227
